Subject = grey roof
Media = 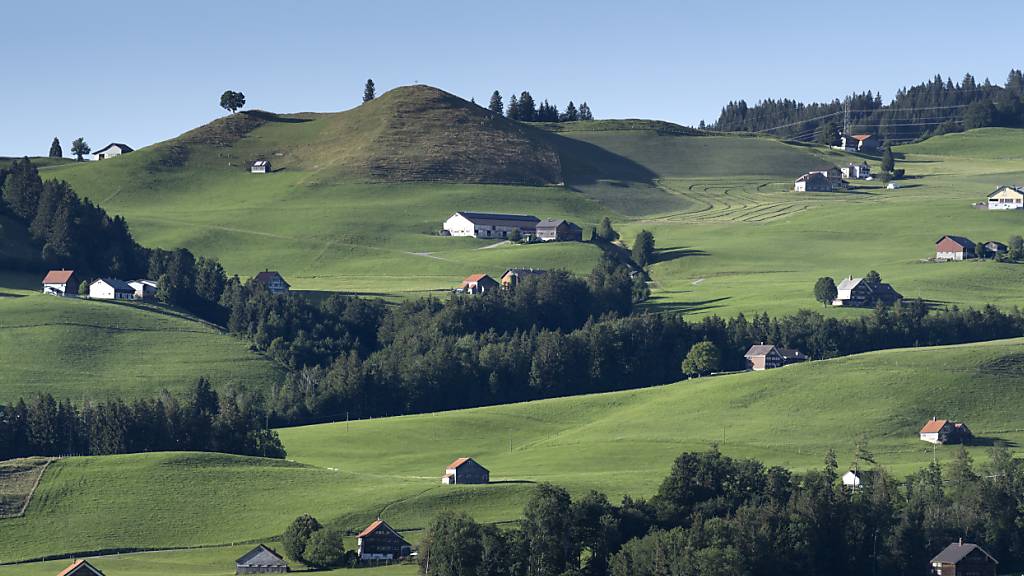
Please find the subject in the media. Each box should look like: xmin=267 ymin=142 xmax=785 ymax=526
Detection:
xmin=455 ymin=212 xmax=540 ymax=226
xmin=744 ymin=344 xmax=779 ymax=358
xmin=93 ymin=143 xmax=133 ymax=154
xmin=94 ymin=278 xmax=134 ymax=292
xmin=536 ymin=218 xmax=581 ymax=230
xmin=937 ymin=235 xmax=975 ymax=249
xmin=778 ymin=348 xmax=806 ymax=360
xmin=502 ymin=268 xmax=546 ymax=277
xmin=984 ymin=240 xmax=1008 ymax=250
xmin=987 ymin=185 xmax=1024 ymax=198
xmin=237 ymin=544 xmax=289 ymax=567
xmin=931 ymin=542 xmax=997 ymax=565
xmin=836 ymin=277 xmax=863 ymax=291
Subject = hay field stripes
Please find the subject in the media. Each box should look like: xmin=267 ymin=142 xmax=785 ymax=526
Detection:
xmin=0 ymin=458 xmax=53 ymax=519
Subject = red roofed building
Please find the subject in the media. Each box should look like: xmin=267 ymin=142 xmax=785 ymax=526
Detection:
xmin=920 ymin=418 xmax=973 ymax=445
xmin=356 ymin=518 xmax=411 ymax=562
xmin=42 ymin=269 xmax=78 ymax=296
xmin=56 ymin=559 xmax=106 ymax=576
xmin=441 ymin=457 xmax=490 ymax=485
xmin=251 ymin=270 xmax=290 ymax=295
xmin=456 ymin=273 xmax=498 ymax=294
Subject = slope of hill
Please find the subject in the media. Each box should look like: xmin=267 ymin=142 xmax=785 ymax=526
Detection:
xmin=3 ymin=338 xmax=1022 ymax=564
xmin=897 ymin=127 xmax=1024 ymax=159
xmin=0 ymin=290 xmax=284 ymax=401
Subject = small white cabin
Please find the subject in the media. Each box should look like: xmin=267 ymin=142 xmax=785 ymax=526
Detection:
xmin=251 ymin=160 xmax=271 ymax=174
xmin=842 ymin=470 xmax=862 ymax=489
xmin=92 ymin=143 xmax=133 ymax=161
xmin=89 ymin=278 xmax=135 ymax=300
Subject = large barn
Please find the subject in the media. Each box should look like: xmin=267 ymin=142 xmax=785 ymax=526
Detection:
xmin=235 ymin=544 xmax=289 ymax=574
xmin=356 ymin=518 xmax=411 ymax=562
xmin=443 ymin=212 xmax=540 ymax=239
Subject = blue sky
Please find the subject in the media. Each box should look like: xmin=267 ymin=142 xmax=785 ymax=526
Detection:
xmin=2 ymin=0 xmax=1021 ymax=156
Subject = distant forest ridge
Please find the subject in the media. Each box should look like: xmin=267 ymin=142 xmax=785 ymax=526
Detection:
xmin=709 ymin=69 xmax=1024 ymax=144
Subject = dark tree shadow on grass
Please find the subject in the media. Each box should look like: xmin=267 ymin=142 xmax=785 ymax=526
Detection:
xmin=652 ymin=246 xmax=709 ymax=264
xmin=641 ymin=295 xmax=731 ymax=315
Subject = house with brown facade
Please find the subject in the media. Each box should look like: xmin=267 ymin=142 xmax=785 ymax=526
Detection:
xmin=356 ymin=518 xmax=411 ymax=562
xmin=935 ymin=236 xmax=975 ymax=261
xmin=500 ymin=268 xmax=546 ymax=288
xmin=919 ymin=418 xmax=973 ymax=445
xmin=42 ymin=269 xmax=78 ymax=296
xmin=536 ymin=219 xmax=583 ymax=242
xmin=457 ymin=273 xmax=499 ymax=294
xmin=744 ymin=344 xmax=784 ymax=371
xmin=831 ymin=276 xmax=902 ymax=307
xmin=930 ymin=540 xmax=997 ymax=576
xmin=794 ymin=172 xmax=832 ymax=192
xmin=252 ymin=270 xmax=290 ymax=295
xmin=56 ymin=560 xmax=106 ymax=576
xmin=236 ymin=544 xmax=289 ymax=574
xmin=442 ymin=457 xmax=490 ymax=484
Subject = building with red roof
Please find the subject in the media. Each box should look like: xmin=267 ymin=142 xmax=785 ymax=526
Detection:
xmin=442 ymin=457 xmax=490 ymax=485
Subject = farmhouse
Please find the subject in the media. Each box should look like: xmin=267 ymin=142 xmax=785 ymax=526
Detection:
xmin=744 ymin=344 xmax=784 ymax=371
xmin=841 ymin=161 xmax=871 ymax=180
xmin=235 ymin=544 xmax=289 ymax=574
xmin=831 ymin=276 xmax=902 ymax=307
xmin=838 ymin=134 xmax=879 ymax=152
xmin=442 ymin=457 xmax=490 ymax=484
xmin=457 ymin=273 xmax=499 ymax=294
xmin=919 ymin=418 xmax=973 ymax=445
xmin=88 ymin=278 xmax=135 ymax=300
xmin=252 ymin=270 xmax=290 ymax=295
xmin=56 ymin=559 xmax=106 ymax=576
xmin=443 ymin=211 xmax=540 ymax=239
xmin=536 ymin=218 xmax=583 ymax=242
xmin=92 ymin=143 xmax=133 ymax=161
xmin=794 ymin=172 xmax=831 ymax=192
xmin=128 ymin=279 xmax=158 ymax=300
xmin=251 ymin=160 xmax=271 ymax=174
xmin=500 ymin=268 xmax=546 ymax=288
xmin=930 ymin=540 xmax=997 ymax=576
xmin=986 ymin=185 xmax=1024 ymax=210
xmin=356 ymin=518 xmax=412 ymax=562
xmin=42 ymin=269 xmax=78 ymax=296
xmin=935 ymin=235 xmax=975 ymax=261
xmin=983 ymin=241 xmax=1007 ymax=257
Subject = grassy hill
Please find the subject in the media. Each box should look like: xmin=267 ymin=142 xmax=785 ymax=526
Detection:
xmin=3 ymin=337 xmax=1022 ymax=565
xmin=0 ymin=284 xmax=284 ymax=402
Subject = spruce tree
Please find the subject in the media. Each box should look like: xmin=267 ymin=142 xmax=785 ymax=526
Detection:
xmin=881 ymin=145 xmax=895 ymax=174
xmin=2 ymin=158 xmax=44 ymax=220
xmin=48 ymin=137 xmax=62 ymax=158
xmin=507 ymin=94 xmax=520 ymax=120
xmin=488 ymin=90 xmax=503 ymax=115
xmin=363 ymin=78 xmax=376 ymax=102
xmin=518 ymin=91 xmax=536 ymax=121
xmin=579 ymin=102 xmax=593 ymax=121
xmin=564 ymin=101 xmax=578 ymax=121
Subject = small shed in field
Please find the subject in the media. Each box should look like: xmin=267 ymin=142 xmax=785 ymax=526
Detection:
xmin=92 ymin=143 xmax=133 ymax=161
xmin=442 ymin=457 xmax=490 ymax=484
xmin=251 ymin=160 xmax=272 ymax=174
xmin=936 ymin=235 xmax=975 ymax=261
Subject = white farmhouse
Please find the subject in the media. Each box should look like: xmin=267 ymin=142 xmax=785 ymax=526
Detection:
xmin=986 ymin=185 xmax=1024 ymax=210
xmin=841 ymin=162 xmax=871 ymax=180
xmin=128 ymin=279 xmax=158 ymax=300
xmin=443 ymin=211 xmax=540 ymax=239
xmin=89 ymin=278 xmax=135 ymax=300
xmin=42 ymin=269 xmax=78 ymax=296
xmin=92 ymin=143 xmax=133 ymax=161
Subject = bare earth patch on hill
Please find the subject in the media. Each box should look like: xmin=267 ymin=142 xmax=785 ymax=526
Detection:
xmin=0 ymin=458 xmax=51 ymax=519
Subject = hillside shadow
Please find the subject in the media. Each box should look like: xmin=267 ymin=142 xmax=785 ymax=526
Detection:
xmin=488 ymin=480 xmax=537 ymax=485
xmin=967 ymin=437 xmax=1018 ymax=448
xmin=653 ymin=246 xmax=709 ymax=264
xmin=544 ymin=132 xmax=657 ymax=185
xmin=243 ymin=110 xmax=312 ymax=124
xmin=641 ymin=295 xmax=731 ymax=315
xmin=0 ymin=291 xmax=26 ymax=299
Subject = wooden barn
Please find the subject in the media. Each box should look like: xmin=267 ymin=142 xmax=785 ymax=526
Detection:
xmin=919 ymin=418 xmax=973 ymax=445
xmin=56 ymin=559 xmax=106 ymax=576
xmin=536 ymin=218 xmax=583 ymax=242
xmin=442 ymin=457 xmax=490 ymax=484
xmin=930 ymin=540 xmax=997 ymax=576
xmin=357 ymin=518 xmax=411 ymax=562
xmin=92 ymin=143 xmax=133 ymax=161
xmin=935 ymin=235 xmax=975 ymax=261
xmin=235 ymin=544 xmax=289 ymax=574
xmin=457 ymin=273 xmax=499 ymax=294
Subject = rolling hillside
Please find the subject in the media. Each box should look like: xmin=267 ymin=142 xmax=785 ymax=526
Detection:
xmin=3 ymin=337 xmax=1022 ymax=566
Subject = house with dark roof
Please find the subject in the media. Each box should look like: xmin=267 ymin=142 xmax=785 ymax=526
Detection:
xmin=129 ymin=279 xmax=158 ymax=300
xmin=88 ymin=278 xmax=135 ymax=300
xmin=986 ymin=185 xmax=1024 ymax=210
xmin=744 ymin=344 xmax=784 ymax=371
xmin=456 ymin=273 xmax=499 ymax=294
xmin=252 ymin=270 xmax=290 ymax=295
xmin=500 ymin=268 xmax=546 ymax=288
xmin=356 ymin=518 xmax=411 ymax=562
xmin=236 ymin=544 xmax=289 ymax=574
xmin=841 ymin=161 xmax=871 ymax=180
xmin=794 ymin=172 xmax=833 ymax=192
xmin=443 ymin=212 xmax=540 ymax=239
xmin=837 ymin=134 xmax=879 ymax=152
xmin=536 ymin=218 xmax=583 ymax=242
xmin=92 ymin=143 xmax=133 ymax=161
xmin=920 ymin=418 xmax=973 ymax=445
xmin=56 ymin=559 xmax=106 ymax=576
xmin=42 ymin=269 xmax=78 ymax=296
xmin=251 ymin=159 xmax=272 ymax=174
xmin=442 ymin=457 xmax=490 ymax=484
xmin=930 ymin=540 xmax=997 ymax=576
xmin=831 ymin=276 xmax=902 ymax=307
xmin=982 ymin=241 xmax=1007 ymax=257
xmin=936 ymin=235 xmax=975 ymax=261
xmin=778 ymin=348 xmax=808 ymax=364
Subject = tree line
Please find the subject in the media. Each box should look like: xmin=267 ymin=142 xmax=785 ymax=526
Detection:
xmin=419 ymin=447 xmax=1024 ymax=576
xmin=0 ymin=378 xmax=284 ymax=460
xmin=488 ymin=90 xmax=593 ymax=122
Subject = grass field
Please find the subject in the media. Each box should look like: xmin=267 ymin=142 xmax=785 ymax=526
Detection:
xmin=0 ymin=281 xmax=283 ymax=402
xmin=3 ymin=337 xmax=1022 ymax=566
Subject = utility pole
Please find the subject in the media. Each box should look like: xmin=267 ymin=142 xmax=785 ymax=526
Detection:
xmin=843 ymin=97 xmax=851 ymax=136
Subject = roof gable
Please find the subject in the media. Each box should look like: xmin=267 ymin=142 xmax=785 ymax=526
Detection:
xmin=92 ymin=278 xmax=134 ymax=292
xmin=356 ymin=518 xmax=409 ymax=545
xmin=57 ymin=560 xmax=106 ymax=576
xmin=236 ymin=544 xmax=288 ymax=567
xmin=94 ymin=143 xmax=133 ymax=154
xmin=43 ymin=270 xmax=75 ymax=284
xmin=744 ymin=344 xmax=779 ymax=358
xmin=937 ymin=235 xmax=974 ymax=249
xmin=920 ymin=419 xmax=949 ymax=433
xmin=931 ymin=542 xmax=997 ymax=565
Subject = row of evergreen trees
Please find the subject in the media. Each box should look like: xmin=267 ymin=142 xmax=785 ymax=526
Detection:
xmin=487 ymin=90 xmax=593 ymax=122
xmin=710 ymin=69 xmax=1024 ymax=143
xmin=0 ymin=378 xmax=285 ymax=460
xmin=419 ymin=447 xmax=1024 ymax=576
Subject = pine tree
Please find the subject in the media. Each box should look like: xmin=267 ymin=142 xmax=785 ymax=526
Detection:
xmin=2 ymin=158 xmax=44 ymax=220
xmin=518 ymin=91 xmax=536 ymax=121
xmin=579 ymin=102 xmax=593 ymax=121
xmin=488 ymin=90 xmax=503 ymax=115
xmin=507 ymin=94 xmax=520 ymax=120
xmin=563 ymin=101 xmax=578 ymax=121
xmin=48 ymin=137 xmax=62 ymax=158
xmin=881 ymin=145 xmax=895 ymax=174
xmin=363 ymin=78 xmax=376 ymax=102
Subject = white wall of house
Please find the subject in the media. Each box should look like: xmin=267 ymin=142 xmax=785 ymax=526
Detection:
xmin=89 ymin=281 xmax=132 ymax=300
xmin=936 ymin=250 xmax=965 ymax=261
xmin=443 ymin=214 xmax=478 ymax=237
xmin=842 ymin=471 xmax=861 ymax=488
xmin=987 ymin=189 xmax=1024 ymax=209
xmin=93 ymin=145 xmax=127 ymax=161
xmin=920 ymin=432 xmax=940 ymax=444
xmin=43 ymin=283 xmax=70 ymax=296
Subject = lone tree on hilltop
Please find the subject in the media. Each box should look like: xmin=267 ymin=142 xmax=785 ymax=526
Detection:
xmin=70 ymin=138 xmax=90 ymax=162
xmin=363 ymin=78 xmax=375 ymax=102
xmin=219 ymin=90 xmax=246 ymax=113
xmin=488 ymin=90 xmax=503 ymax=115
xmin=48 ymin=137 xmax=62 ymax=158
xmin=814 ymin=276 xmax=837 ymax=306
xmin=682 ymin=341 xmax=721 ymax=377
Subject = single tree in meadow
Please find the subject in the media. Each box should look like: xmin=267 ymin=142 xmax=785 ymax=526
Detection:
xmin=303 ymin=529 xmax=346 ymax=568
xmin=681 ymin=341 xmax=721 ymax=377
xmin=282 ymin=514 xmax=323 ymax=562
xmin=48 ymin=137 xmax=62 ymax=158
xmin=881 ymin=145 xmax=895 ymax=174
xmin=814 ymin=276 xmax=837 ymax=306
xmin=70 ymin=138 xmax=90 ymax=162
xmin=488 ymin=90 xmax=504 ymax=116
xmin=219 ymin=90 xmax=246 ymax=113
xmin=363 ymin=78 xmax=376 ymax=102
xmin=632 ymin=230 xmax=655 ymax=266
xmin=1008 ymin=235 xmax=1024 ymax=261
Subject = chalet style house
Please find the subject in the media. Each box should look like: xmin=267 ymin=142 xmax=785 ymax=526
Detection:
xmin=252 ymin=270 xmax=290 ymax=295
xmin=442 ymin=457 xmax=490 ymax=484
xmin=88 ymin=278 xmax=135 ymax=300
xmin=500 ymin=268 xmax=546 ymax=288
xmin=92 ymin=143 xmax=133 ymax=161
xmin=986 ymin=185 xmax=1024 ymax=210
xmin=795 ymin=167 xmax=846 ymax=192
xmin=831 ymin=277 xmax=902 ymax=307
xmin=919 ymin=418 xmax=973 ymax=445
xmin=536 ymin=219 xmax=583 ymax=242
xmin=356 ymin=518 xmax=411 ymax=562
xmin=56 ymin=559 xmax=106 ymax=576
xmin=930 ymin=540 xmax=997 ymax=576
xmin=935 ymin=236 xmax=975 ymax=261
xmin=456 ymin=273 xmax=499 ymax=294
xmin=235 ymin=544 xmax=289 ymax=574
xmin=42 ymin=269 xmax=78 ymax=296
xmin=443 ymin=212 xmax=540 ymax=239
xmin=841 ymin=161 xmax=871 ymax=179
xmin=744 ymin=344 xmax=808 ymax=370
xmin=251 ymin=160 xmax=271 ymax=174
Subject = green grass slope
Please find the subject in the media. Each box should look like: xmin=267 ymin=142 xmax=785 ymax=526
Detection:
xmin=4 ymin=338 xmax=1022 ymax=564
xmin=0 ymin=289 xmax=283 ymax=401
xmin=897 ymin=127 xmax=1024 ymax=159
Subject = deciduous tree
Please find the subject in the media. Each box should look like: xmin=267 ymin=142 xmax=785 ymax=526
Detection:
xmin=70 ymin=138 xmax=90 ymax=162
xmin=814 ymin=277 xmax=837 ymax=306
xmin=219 ymin=91 xmax=246 ymax=114
xmin=681 ymin=340 xmax=720 ymax=377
